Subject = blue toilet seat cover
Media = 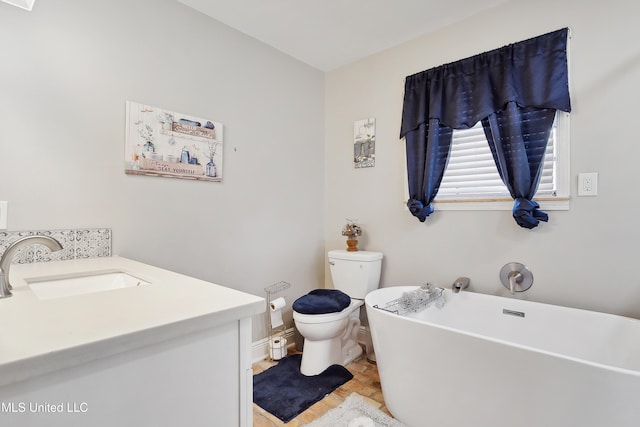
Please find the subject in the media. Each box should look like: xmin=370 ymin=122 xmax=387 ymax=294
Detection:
xmin=292 ymin=289 xmax=351 ymax=314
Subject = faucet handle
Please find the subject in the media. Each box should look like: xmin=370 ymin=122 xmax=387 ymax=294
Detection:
xmin=499 ymin=262 xmax=533 ymax=294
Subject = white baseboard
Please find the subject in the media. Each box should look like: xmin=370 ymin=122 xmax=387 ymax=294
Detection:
xmin=252 ymin=326 xmax=372 ymax=364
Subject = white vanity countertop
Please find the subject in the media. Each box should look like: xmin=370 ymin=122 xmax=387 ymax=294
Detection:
xmin=0 ymin=256 xmax=265 ymax=387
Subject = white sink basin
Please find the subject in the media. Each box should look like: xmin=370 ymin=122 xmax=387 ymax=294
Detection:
xmin=27 ymin=271 xmax=150 ymax=300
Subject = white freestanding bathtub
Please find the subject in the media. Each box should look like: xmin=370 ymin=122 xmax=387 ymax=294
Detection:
xmin=365 ymin=286 xmax=640 ymax=427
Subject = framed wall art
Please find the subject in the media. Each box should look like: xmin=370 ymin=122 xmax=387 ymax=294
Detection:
xmin=125 ymin=101 xmax=223 ymax=182
xmin=354 ymin=117 xmax=375 ymax=168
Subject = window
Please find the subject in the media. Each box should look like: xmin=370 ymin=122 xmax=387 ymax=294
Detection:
xmin=400 ymin=29 xmax=571 ymax=226
xmin=433 ymin=111 xmax=570 ymax=211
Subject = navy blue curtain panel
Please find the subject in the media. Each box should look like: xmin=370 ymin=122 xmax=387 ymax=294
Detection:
xmin=481 ymin=104 xmax=557 ymax=228
xmin=401 ymin=28 xmax=571 ymax=227
xmin=405 ymin=119 xmax=453 ymax=222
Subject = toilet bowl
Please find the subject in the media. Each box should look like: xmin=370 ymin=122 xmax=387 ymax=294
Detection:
xmin=293 ymin=299 xmax=363 ymax=375
xmin=293 ymin=250 xmax=383 ymax=376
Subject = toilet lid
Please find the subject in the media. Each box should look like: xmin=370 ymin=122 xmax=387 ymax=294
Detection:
xmin=292 ymin=289 xmax=351 ymax=314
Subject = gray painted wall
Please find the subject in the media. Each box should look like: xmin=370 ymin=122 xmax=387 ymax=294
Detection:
xmin=0 ymin=0 xmax=325 ymax=340
xmin=325 ymin=0 xmax=640 ymax=318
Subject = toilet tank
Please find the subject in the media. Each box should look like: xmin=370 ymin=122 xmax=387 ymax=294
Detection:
xmin=328 ymin=250 xmax=383 ymax=299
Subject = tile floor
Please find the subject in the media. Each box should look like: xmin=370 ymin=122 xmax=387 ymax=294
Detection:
xmin=252 ymin=352 xmax=391 ymax=427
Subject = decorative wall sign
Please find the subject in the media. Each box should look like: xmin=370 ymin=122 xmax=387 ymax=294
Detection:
xmin=125 ymin=101 xmax=223 ymax=182
xmin=354 ymin=117 xmax=375 ymax=168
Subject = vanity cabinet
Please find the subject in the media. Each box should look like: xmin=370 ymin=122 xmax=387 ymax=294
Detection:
xmin=0 ymin=257 xmax=264 ymax=427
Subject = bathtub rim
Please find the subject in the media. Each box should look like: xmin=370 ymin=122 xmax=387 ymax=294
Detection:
xmin=365 ymin=285 xmax=640 ymax=377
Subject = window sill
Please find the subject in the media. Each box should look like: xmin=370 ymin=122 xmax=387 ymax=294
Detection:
xmin=432 ymin=197 xmax=570 ymax=211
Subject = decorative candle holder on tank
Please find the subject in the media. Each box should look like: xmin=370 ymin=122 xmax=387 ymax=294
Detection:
xmin=341 ymin=219 xmax=362 ymax=252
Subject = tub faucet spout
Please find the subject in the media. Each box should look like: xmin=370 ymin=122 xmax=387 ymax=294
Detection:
xmin=0 ymin=236 xmax=63 ymax=299
xmin=452 ymin=277 xmax=470 ymax=293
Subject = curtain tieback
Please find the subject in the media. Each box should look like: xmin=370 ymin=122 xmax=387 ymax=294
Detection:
xmin=513 ymin=198 xmax=548 ymax=229
xmin=407 ymin=198 xmax=434 ymax=222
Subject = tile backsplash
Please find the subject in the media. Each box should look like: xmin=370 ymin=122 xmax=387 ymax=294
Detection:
xmin=0 ymin=228 xmax=111 ymax=264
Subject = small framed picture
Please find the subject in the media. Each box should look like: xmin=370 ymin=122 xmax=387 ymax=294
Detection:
xmin=354 ymin=118 xmax=375 ymax=168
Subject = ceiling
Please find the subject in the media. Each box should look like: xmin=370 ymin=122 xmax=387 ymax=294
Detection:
xmin=176 ymin=0 xmax=510 ymax=71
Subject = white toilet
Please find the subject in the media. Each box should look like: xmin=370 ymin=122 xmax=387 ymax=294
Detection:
xmin=293 ymin=250 xmax=383 ymax=376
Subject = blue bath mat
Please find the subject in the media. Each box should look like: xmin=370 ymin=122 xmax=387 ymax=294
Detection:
xmin=253 ymin=354 xmax=353 ymax=423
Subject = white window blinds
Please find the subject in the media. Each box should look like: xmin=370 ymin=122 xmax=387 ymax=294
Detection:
xmin=437 ymin=116 xmax=561 ymax=201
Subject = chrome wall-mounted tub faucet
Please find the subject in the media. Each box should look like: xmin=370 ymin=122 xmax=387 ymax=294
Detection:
xmin=452 ymin=277 xmax=470 ymax=293
xmin=499 ymin=262 xmax=533 ymax=294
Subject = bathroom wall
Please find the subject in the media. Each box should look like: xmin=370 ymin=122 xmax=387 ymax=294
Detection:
xmin=324 ymin=0 xmax=640 ymax=318
xmin=0 ymin=0 xmax=325 ymax=340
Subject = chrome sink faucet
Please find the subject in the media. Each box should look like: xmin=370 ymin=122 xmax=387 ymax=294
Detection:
xmin=0 ymin=236 xmax=63 ymax=299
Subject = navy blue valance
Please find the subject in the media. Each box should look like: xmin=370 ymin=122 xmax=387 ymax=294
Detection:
xmin=401 ymin=28 xmax=571 ymax=138
xmin=401 ymin=29 xmax=571 ymax=228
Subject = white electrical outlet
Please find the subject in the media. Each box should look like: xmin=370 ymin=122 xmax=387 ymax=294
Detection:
xmin=578 ymin=173 xmax=598 ymax=196
xmin=0 ymin=201 xmax=7 ymax=230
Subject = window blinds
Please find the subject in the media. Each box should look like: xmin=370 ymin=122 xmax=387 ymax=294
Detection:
xmin=437 ymin=119 xmax=557 ymax=200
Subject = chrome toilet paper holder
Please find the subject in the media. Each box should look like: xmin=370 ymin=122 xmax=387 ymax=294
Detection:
xmin=265 ymin=281 xmax=291 ymax=360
